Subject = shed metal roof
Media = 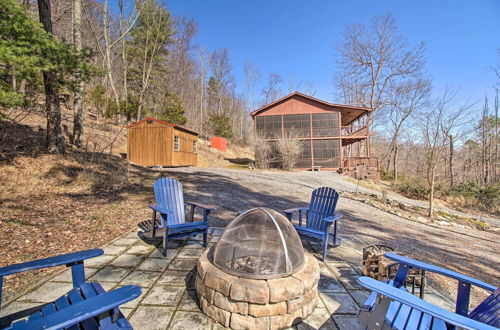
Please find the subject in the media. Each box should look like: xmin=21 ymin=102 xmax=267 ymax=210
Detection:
xmin=126 ymin=118 xmax=199 ymax=136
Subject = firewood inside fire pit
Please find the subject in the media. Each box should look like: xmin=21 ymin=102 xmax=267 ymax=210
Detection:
xmin=226 ymin=255 xmax=275 ymax=275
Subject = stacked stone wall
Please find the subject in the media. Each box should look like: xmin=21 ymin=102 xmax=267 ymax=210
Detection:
xmin=195 ymin=250 xmax=320 ymax=330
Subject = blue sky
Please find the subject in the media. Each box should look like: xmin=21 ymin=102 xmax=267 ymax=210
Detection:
xmin=166 ymin=0 xmax=500 ymax=107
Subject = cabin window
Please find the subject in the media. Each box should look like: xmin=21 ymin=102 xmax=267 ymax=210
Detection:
xmin=174 ymin=136 xmax=180 ymax=151
xmin=283 ymin=114 xmax=311 ymax=138
xmin=312 ymin=139 xmax=340 ymax=167
xmin=296 ymin=140 xmax=312 ymax=168
xmin=255 ymin=115 xmax=282 ymax=138
xmin=312 ymin=113 xmax=339 ymax=137
xmin=193 ymin=141 xmax=197 ymax=153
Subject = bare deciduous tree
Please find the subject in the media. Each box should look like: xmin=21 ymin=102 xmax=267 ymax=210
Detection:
xmin=418 ymin=91 xmax=454 ymax=216
xmin=243 ymin=61 xmax=260 ymax=135
xmin=440 ymin=95 xmax=473 ymax=187
xmin=209 ymin=48 xmax=233 ymax=114
xmin=83 ymin=0 xmax=139 ymax=106
xmin=284 ymin=75 xmax=317 ymax=96
xmin=276 ymin=131 xmax=303 ymax=171
xmin=334 ymin=12 xmax=426 ymax=130
xmin=252 ymin=134 xmax=272 ymax=169
xmin=384 ymin=78 xmax=431 ymax=180
xmin=72 ymin=0 xmax=84 ymax=147
xmin=261 ymin=73 xmax=283 ymax=105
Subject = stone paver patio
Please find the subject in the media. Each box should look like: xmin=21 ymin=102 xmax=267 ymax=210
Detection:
xmin=1 ymin=228 xmax=454 ymax=329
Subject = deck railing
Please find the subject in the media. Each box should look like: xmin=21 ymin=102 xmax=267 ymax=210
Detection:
xmin=343 ymin=157 xmax=379 ymax=168
xmin=341 ymin=125 xmax=368 ymax=137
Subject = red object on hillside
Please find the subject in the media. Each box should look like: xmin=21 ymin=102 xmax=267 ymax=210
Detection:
xmin=210 ymin=137 xmax=228 ymax=152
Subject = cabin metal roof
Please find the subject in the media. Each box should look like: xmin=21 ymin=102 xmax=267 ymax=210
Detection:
xmin=250 ymin=92 xmax=372 ymax=125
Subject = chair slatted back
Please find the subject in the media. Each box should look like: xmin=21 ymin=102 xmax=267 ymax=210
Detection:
xmin=153 ymin=177 xmax=185 ymax=226
xmin=306 ymin=187 xmax=339 ymax=232
xmin=468 ymin=288 xmax=500 ymax=327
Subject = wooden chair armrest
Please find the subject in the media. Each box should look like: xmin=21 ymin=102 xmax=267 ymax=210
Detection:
xmin=149 ymin=204 xmax=174 ymax=215
xmin=283 ymin=207 xmax=309 ymax=215
xmin=358 ymin=277 xmax=497 ymax=330
xmin=185 ymin=201 xmax=216 ymax=211
xmin=0 ymin=249 xmax=103 ymax=278
xmin=384 ymin=253 xmax=496 ymax=291
xmin=324 ymin=213 xmax=343 ymax=223
xmin=12 ymin=285 xmax=142 ymax=330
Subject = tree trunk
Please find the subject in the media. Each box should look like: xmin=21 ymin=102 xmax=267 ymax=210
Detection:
xmin=38 ymin=0 xmax=65 ymax=154
xmin=119 ymin=0 xmax=128 ymax=122
xmin=137 ymin=93 xmax=144 ymax=121
xmin=393 ymin=143 xmax=398 ymax=182
xmin=72 ymin=0 xmax=84 ymax=148
xmin=495 ymin=91 xmax=499 ymax=183
xmin=448 ymin=134 xmax=454 ymax=187
xmin=428 ymin=168 xmax=435 ymax=217
xmin=103 ymin=0 xmax=120 ymax=106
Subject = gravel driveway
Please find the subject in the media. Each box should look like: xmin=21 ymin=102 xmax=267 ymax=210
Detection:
xmin=162 ymin=167 xmax=499 ymax=300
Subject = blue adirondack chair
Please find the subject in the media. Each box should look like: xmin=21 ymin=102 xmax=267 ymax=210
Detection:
xmin=359 ymin=253 xmax=499 ymax=329
xmin=149 ymin=177 xmax=216 ymax=257
xmin=284 ymin=187 xmax=343 ymax=261
xmin=0 ymin=249 xmax=141 ymax=329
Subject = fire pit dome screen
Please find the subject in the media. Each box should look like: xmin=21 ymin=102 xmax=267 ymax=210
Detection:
xmin=213 ymin=207 xmax=305 ymax=279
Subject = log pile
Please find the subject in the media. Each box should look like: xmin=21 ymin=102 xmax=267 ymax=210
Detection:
xmin=362 ymin=245 xmax=396 ymax=280
xmin=362 ymin=245 xmax=423 ymax=287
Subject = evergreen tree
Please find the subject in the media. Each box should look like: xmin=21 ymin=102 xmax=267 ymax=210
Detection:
xmin=0 ymin=0 xmax=92 ymax=150
xmin=119 ymin=95 xmax=140 ymax=122
xmin=155 ymin=92 xmax=186 ymax=125
xmin=207 ymin=113 xmax=233 ymax=139
xmin=127 ymin=0 xmax=174 ymax=120
xmin=87 ymin=85 xmax=106 ymax=117
xmin=206 ymin=76 xmax=221 ymax=114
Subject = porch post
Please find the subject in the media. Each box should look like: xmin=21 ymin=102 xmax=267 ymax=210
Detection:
xmin=310 ymin=114 xmax=314 ymax=169
xmin=338 ymin=112 xmax=343 ymax=169
xmin=366 ymin=112 xmax=371 ymax=157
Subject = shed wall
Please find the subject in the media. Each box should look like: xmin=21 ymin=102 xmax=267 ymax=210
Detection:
xmin=172 ymin=128 xmax=198 ymax=166
xmin=127 ymin=120 xmax=197 ymax=167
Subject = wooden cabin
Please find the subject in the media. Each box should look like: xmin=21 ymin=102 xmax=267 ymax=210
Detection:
xmin=251 ymin=92 xmax=379 ymax=180
xmin=126 ymin=118 xmax=198 ymax=167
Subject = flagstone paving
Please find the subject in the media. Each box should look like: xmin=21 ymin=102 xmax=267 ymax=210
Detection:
xmin=1 ymin=228 xmax=454 ymax=329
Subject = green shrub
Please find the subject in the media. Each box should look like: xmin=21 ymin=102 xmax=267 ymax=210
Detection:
xmin=206 ymin=113 xmax=234 ymax=139
xmin=474 ymin=220 xmax=490 ymax=230
xmin=449 ymin=181 xmax=482 ymax=198
xmin=380 ymin=169 xmax=407 ymax=182
xmin=380 ymin=168 xmax=393 ymax=181
xmin=478 ymin=184 xmax=500 ymax=212
xmin=394 ymin=179 xmax=429 ymax=200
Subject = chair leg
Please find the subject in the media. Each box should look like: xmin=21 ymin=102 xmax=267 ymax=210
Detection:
xmin=203 ymin=229 xmax=208 ymax=248
xmin=330 ymin=222 xmax=341 ymax=246
xmin=163 ymin=227 xmax=168 ymax=257
xmin=322 ymin=232 xmax=329 ymax=261
xmin=151 ymin=210 xmax=157 ymax=239
xmin=367 ymin=295 xmax=391 ymax=330
xmin=190 ymin=205 xmax=195 ymax=222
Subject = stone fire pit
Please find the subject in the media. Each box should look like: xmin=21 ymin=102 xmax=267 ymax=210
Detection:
xmin=195 ymin=208 xmax=320 ymax=329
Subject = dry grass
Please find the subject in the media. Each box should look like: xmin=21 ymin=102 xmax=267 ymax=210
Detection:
xmin=342 ymin=175 xmax=386 ymax=192
xmin=0 ymin=149 xmax=160 ymax=303
xmin=196 ymin=139 xmax=253 ymax=168
xmin=0 ymin=105 xmax=256 ymax=303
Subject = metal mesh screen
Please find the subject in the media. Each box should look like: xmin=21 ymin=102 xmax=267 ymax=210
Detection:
xmin=213 ymin=208 xmax=305 ymax=279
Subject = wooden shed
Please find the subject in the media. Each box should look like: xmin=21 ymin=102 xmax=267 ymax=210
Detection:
xmin=126 ymin=118 xmax=198 ymax=167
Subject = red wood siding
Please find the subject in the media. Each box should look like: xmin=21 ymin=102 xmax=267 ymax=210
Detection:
xmin=256 ymin=95 xmax=340 ymax=116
